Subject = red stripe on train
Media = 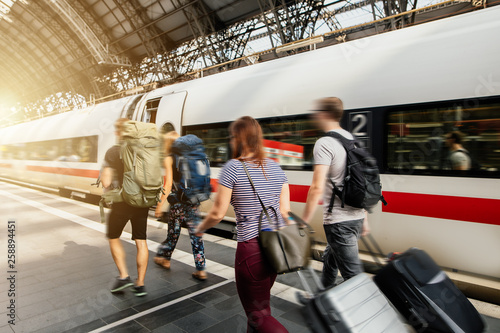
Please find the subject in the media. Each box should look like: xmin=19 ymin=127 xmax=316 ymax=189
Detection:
xmin=289 ymin=184 xmax=310 ymax=203
xmin=19 ymin=165 xmax=499 ymax=225
xmin=25 ymin=165 xmax=100 ymax=179
xmin=210 ymin=178 xmax=219 ymax=192
xmin=382 ymin=191 xmax=500 ymax=226
xmin=210 ymin=179 xmax=310 ymax=203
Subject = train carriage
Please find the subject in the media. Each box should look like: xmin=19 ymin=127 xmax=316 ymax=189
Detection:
xmin=1 ymin=6 xmax=499 ymax=279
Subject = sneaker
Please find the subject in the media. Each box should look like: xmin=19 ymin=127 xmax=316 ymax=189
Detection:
xmin=192 ymin=270 xmax=207 ymax=281
xmin=132 ymin=285 xmax=147 ymax=297
xmin=110 ymin=277 xmax=134 ymax=293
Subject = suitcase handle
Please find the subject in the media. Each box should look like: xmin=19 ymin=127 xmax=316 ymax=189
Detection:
xmin=297 ymin=267 xmax=325 ymax=297
xmin=361 ymin=234 xmax=385 ymax=268
xmin=297 ymin=268 xmax=343 ymax=328
xmin=409 ymin=307 xmax=429 ymax=331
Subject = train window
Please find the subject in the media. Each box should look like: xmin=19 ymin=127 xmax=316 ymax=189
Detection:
xmin=185 ymin=124 xmax=230 ymax=167
xmin=259 ymin=116 xmax=322 ymax=169
xmin=161 ymin=122 xmax=175 ymax=134
xmin=185 ymin=115 xmax=322 ymax=169
xmin=144 ymin=98 xmax=161 ymax=123
xmin=386 ymin=102 xmax=500 ymax=176
xmin=0 ymin=135 xmax=98 ymax=163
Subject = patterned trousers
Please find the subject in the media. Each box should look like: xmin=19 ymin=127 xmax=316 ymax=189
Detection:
xmin=156 ymin=203 xmax=206 ymax=271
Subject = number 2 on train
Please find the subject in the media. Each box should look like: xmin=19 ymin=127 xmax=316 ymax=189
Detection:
xmin=350 ymin=112 xmax=369 ymax=137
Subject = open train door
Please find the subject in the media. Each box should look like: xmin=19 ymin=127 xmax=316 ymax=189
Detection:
xmin=142 ymin=91 xmax=187 ymax=134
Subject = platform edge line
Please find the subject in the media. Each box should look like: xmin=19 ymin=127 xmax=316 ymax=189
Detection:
xmin=88 ymin=278 xmax=234 ymax=333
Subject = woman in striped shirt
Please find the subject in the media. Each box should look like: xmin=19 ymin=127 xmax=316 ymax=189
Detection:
xmin=196 ymin=116 xmax=290 ymax=333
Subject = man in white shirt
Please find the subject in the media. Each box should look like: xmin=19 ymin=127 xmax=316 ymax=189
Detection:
xmin=302 ymin=97 xmax=369 ymax=288
xmin=446 ymin=131 xmax=471 ymax=171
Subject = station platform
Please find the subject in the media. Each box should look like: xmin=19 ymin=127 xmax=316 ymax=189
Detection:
xmin=1 ymin=180 xmax=499 ymax=333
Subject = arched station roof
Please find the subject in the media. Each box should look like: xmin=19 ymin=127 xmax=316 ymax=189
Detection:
xmin=0 ymin=0 xmax=277 ymax=102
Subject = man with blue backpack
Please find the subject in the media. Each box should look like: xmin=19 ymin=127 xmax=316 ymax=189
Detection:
xmin=154 ymin=132 xmax=212 ymax=281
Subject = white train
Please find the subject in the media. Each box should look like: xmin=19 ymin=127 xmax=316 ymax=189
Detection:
xmin=1 ymin=6 xmax=499 ymax=279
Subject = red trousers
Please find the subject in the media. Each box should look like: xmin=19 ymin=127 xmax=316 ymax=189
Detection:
xmin=235 ymin=238 xmax=288 ymax=333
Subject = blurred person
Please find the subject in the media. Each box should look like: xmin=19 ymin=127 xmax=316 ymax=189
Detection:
xmin=195 ymin=116 xmax=290 ymax=333
xmin=77 ymin=137 xmax=92 ymax=162
xmin=101 ymin=118 xmax=149 ymax=297
xmin=154 ymin=131 xmax=207 ymax=281
xmin=446 ymin=131 xmax=471 ymax=171
xmin=302 ymin=97 xmax=369 ymax=289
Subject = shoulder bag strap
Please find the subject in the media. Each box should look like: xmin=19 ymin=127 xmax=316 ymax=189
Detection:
xmin=239 ymin=160 xmax=273 ymax=231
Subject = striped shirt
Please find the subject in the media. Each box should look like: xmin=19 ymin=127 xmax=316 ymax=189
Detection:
xmin=218 ymin=158 xmax=288 ymax=242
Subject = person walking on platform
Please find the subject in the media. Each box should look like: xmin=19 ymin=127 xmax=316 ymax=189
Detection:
xmin=301 ymin=97 xmax=370 ymax=289
xmin=154 ymin=131 xmax=208 ymax=281
xmin=195 ymin=116 xmax=290 ymax=333
xmin=101 ymin=118 xmax=152 ymax=297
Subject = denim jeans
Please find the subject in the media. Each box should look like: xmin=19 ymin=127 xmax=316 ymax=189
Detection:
xmin=322 ymin=219 xmax=364 ymax=288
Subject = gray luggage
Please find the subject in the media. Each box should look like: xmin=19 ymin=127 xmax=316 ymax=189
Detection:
xmin=298 ymin=270 xmax=407 ymax=333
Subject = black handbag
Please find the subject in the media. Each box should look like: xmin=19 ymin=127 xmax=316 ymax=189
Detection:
xmin=240 ymin=161 xmax=313 ymax=274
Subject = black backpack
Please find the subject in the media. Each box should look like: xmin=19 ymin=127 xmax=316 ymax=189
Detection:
xmin=325 ymin=132 xmax=387 ymax=213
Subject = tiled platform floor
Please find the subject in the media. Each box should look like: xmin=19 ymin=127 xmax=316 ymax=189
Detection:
xmin=1 ymin=181 xmax=499 ymax=333
xmin=0 ymin=182 xmax=309 ymax=333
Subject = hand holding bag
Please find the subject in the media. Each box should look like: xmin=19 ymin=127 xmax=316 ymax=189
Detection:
xmin=240 ymin=161 xmax=313 ymax=274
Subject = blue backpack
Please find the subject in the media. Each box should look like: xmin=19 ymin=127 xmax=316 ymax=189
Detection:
xmin=169 ymin=134 xmax=211 ymax=205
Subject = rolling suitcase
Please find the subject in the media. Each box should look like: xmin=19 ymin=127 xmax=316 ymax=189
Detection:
xmin=373 ymin=248 xmax=485 ymax=333
xmin=298 ymin=269 xmax=407 ymax=333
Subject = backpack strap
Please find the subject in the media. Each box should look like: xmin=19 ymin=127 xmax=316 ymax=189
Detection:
xmin=328 ymin=180 xmax=345 ymax=212
xmin=169 ymin=154 xmax=179 ymax=192
xmin=118 ymin=142 xmax=124 ymax=160
xmin=328 ymin=180 xmax=335 ymax=213
xmin=324 ymin=131 xmax=352 ymax=146
xmin=180 ymin=156 xmax=191 ymax=187
xmin=323 ymin=132 xmax=353 ymax=212
xmin=99 ymin=198 xmax=106 ymax=224
xmin=451 ymin=148 xmax=469 ymax=156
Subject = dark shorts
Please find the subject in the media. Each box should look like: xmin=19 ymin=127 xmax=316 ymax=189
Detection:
xmin=107 ymin=202 xmax=149 ymax=240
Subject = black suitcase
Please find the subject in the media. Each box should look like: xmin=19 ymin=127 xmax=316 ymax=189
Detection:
xmin=298 ymin=269 xmax=407 ymax=333
xmin=373 ymin=248 xmax=485 ymax=333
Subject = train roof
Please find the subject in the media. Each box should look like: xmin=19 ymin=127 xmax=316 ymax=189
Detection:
xmin=143 ymin=5 xmax=500 ymax=126
xmin=0 ymin=97 xmax=133 ymax=145
xmin=1 ymin=6 xmax=499 ymax=139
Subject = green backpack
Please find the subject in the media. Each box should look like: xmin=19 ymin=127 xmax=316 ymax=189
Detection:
xmin=120 ymin=121 xmax=163 ymax=208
